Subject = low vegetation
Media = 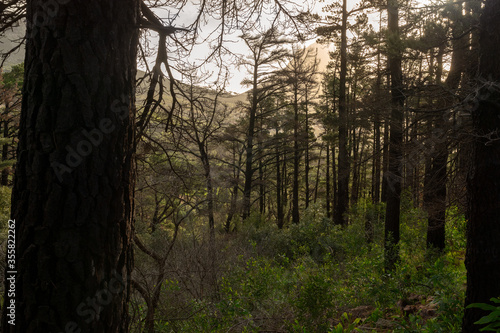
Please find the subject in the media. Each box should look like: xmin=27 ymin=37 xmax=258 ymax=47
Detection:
xmin=129 ymin=194 xmax=467 ymax=332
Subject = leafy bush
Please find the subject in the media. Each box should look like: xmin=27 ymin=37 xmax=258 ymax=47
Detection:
xmin=0 ymin=186 xmax=11 ymax=227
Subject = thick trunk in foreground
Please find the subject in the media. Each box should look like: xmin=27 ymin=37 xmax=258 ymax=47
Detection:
xmin=463 ymin=1 xmax=500 ymax=331
xmin=1 ymin=1 xmax=138 ymax=332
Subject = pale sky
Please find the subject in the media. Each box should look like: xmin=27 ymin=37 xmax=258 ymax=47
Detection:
xmin=146 ymin=0 xmax=435 ymax=94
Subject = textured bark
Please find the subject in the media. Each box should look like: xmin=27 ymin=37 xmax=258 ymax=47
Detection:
xmin=463 ymin=1 xmax=500 ymax=331
xmin=276 ymin=134 xmax=284 ymax=229
xmin=326 ymin=143 xmax=331 ymax=218
xmin=381 ymin=115 xmax=389 ymax=202
xmin=242 ymin=70 xmax=258 ymax=219
xmin=335 ymin=0 xmax=349 ymax=226
xmin=304 ymin=91 xmax=310 ymax=209
xmin=372 ymin=27 xmax=383 ymax=205
xmin=373 ymin=105 xmax=381 ymax=204
xmin=225 ymin=143 xmax=242 ymax=232
xmin=292 ymin=83 xmax=300 ymax=224
xmin=384 ymin=0 xmax=404 ymax=271
xmin=1 ymin=0 xmax=138 ymax=332
xmin=425 ymin=47 xmax=448 ymax=252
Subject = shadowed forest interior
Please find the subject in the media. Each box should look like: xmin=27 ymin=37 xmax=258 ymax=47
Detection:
xmin=0 ymin=0 xmax=500 ymax=332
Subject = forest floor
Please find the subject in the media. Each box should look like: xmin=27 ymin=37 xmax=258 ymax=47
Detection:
xmin=131 ymin=197 xmax=467 ymax=332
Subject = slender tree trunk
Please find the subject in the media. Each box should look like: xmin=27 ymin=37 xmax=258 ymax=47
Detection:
xmin=313 ymin=145 xmax=322 ymax=204
xmin=336 ymin=0 xmax=349 ymax=226
xmin=292 ymin=88 xmax=300 ymax=224
xmin=381 ymin=115 xmax=390 ymax=202
xmin=463 ymin=1 xmax=500 ymax=331
xmin=373 ymin=106 xmax=381 ymax=204
xmin=1 ymin=1 xmax=139 ymax=331
xmin=200 ymin=144 xmax=215 ymax=237
xmin=276 ymin=130 xmax=284 ymax=229
xmin=373 ymin=10 xmax=383 ymax=205
xmin=282 ymin=151 xmax=289 ymax=224
xmin=305 ymin=91 xmax=311 ymax=208
xmin=326 ymin=143 xmax=331 ymax=218
xmin=426 ymin=45 xmax=448 ymax=252
xmin=225 ymin=144 xmax=242 ymax=232
xmin=332 ymin=143 xmax=337 ymax=218
xmin=384 ymin=0 xmax=404 ymax=271
xmin=242 ymin=65 xmax=259 ymax=220
xmin=259 ymin=151 xmax=265 ymax=214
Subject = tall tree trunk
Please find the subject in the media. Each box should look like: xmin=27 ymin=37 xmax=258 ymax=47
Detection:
xmin=225 ymin=144 xmax=242 ymax=232
xmin=305 ymin=90 xmax=311 ymax=209
xmin=259 ymin=136 xmax=265 ymax=215
xmin=463 ymin=1 xmax=500 ymax=331
xmin=336 ymin=0 xmax=349 ymax=226
xmin=200 ymin=144 xmax=215 ymax=237
xmin=426 ymin=45 xmax=449 ymax=252
xmin=1 ymin=0 xmax=139 ymax=331
xmin=381 ymin=115 xmax=390 ymax=202
xmin=292 ymin=88 xmax=300 ymax=224
xmin=326 ymin=143 xmax=331 ymax=218
xmin=372 ymin=10 xmax=383 ymax=205
xmin=384 ymin=0 xmax=404 ymax=271
xmin=373 ymin=106 xmax=381 ymax=204
xmin=276 ymin=135 xmax=284 ymax=229
xmin=313 ymin=145 xmax=322 ymax=204
xmin=242 ymin=64 xmax=259 ymax=220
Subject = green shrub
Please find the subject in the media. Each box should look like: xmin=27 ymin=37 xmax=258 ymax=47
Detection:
xmin=467 ymin=297 xmax=500 ymax=332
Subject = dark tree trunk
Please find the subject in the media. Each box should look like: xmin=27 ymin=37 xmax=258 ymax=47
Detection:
xmin=1 ymin=0 xmax=139 ymax=332
xmin=326 ymin=143 xmax=331 ymax=218
xmin=225 ymin=144 xmax=242 ymax=232
xmin=463 ymin=1 xmax=500 ymax=331
xmin=276 ymin=135 xmax=284 ymax=229
xmin=200 ymin=144 xmax=215 ymax=237
xmin=426 ymin=46 xmax=449 ymax=252
xmin=292 ymin=88 xmax=300 ymax=224
xmin=242 ymin=63 xmax=259 ymax=220
xmin=384 ymin=0 xmax=404 ymax=271
xmin=373 ymin=106 xmax=381 ymax=204
xmin=381 ymin=115 xmax=390 ymax=202
xmin=304 ymin=92 xmax=310 ymax=209
xmin=335 ymin=0 xmax=349 ymax=226
xmin=313 ymin=145 xmax=322 ymax=204
xmin=372 ymin=10 xmax=383 ymax=206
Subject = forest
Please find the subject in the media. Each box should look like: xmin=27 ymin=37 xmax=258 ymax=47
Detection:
xmin=0 ymin=0 xmax=499 ymax=332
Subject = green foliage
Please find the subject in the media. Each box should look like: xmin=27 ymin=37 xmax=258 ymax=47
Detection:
xmin=0 ymin=186 xmax=11 ymax=226
xmin=293 ymin=267 xmax=335 ymax=331
xmin=467 ymin=297 xmax=500 ymax=332
xmin=446 ymin=206 xmax=467 ymax=251
xmin=1 ymin=63 xmax=24 ymax=91
xmin=330 ymin=312 xmax=362 ymax=333
xmin=130 ymin=196 xmax=467 ymax=332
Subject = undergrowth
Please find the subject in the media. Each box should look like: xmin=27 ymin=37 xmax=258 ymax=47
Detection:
xmin=130 ymin=197 xmax=467 ymax=332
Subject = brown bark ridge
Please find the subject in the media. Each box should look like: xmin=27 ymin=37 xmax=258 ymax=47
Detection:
xmin=463 ymin=1 xmax=500 ymax=331
xmin=384 ymin=0 xmax=404 ymax=271
xmin=2 ymin=0 xmax=139 ymax=332
xmin=335 ymin=0 xmax=349 ymax=226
